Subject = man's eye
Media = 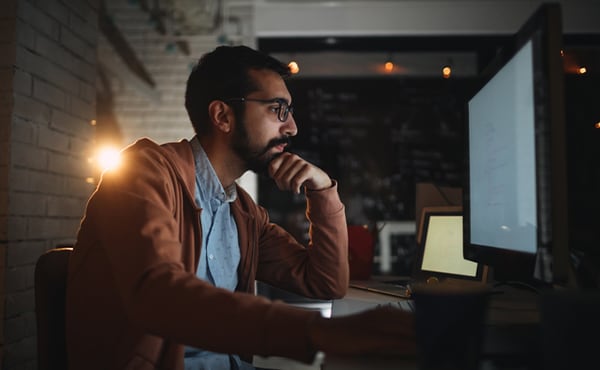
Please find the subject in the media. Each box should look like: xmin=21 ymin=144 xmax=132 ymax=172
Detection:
xmin=269 ymin=106 xmax=280 ymax=113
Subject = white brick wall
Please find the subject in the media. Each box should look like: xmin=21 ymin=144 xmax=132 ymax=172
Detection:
xmin=0 ymin=0 xmax=100 ymax=368
xmin=101 ymin=0 xmax=247 ymax=147
xmin=1 ymin=0 xmax=257 ymax=366
xmin=101 ymin=0 xmax=258 ymax=199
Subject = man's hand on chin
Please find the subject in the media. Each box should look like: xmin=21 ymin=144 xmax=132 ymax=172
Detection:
xmin=268 ymin=152 xmax=333 ymax=194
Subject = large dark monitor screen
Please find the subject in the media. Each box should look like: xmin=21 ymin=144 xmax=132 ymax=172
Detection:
xmin=463 ymin=3 xmax=571 ymax=286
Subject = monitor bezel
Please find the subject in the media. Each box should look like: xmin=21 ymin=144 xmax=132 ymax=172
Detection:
xmin=462 ymin=3 xmax=570 ymax=285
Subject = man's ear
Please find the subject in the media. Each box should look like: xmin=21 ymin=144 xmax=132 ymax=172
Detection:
xmin=208 ymin=100 xmax=233 ymax=133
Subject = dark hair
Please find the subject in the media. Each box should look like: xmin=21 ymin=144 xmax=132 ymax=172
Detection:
xmin=185 ymin=45 xmax=290 ymax=135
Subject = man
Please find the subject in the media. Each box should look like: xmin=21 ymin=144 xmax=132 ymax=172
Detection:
xmin=66 ymin=45 xmax=414 ymax=370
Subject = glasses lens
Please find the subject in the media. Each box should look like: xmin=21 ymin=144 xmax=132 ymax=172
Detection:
xmin=278 ymin=102 xmax=292 ymax=122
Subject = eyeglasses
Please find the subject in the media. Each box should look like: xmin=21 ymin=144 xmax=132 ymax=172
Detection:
xmin=226 ymin=97 xmax=294 ymax=123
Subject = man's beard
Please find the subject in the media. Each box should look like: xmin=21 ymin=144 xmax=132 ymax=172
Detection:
xmin=231 ymin=118 xmax=291 ymax=176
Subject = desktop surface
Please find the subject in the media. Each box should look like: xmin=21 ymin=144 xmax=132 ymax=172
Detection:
xmin=325 ymin=281 xmax=542 ymax=370
xmin=326 ymin=287 xmax=418 ymax=370
xmin=256 ymin=279 xmax=546 ymax=370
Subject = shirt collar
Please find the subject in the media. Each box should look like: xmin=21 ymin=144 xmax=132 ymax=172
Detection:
xmin=190 ymin=136 xmax=237 ymax=204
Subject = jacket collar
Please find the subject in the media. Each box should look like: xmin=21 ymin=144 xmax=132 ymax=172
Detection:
xmin=127 ymin=138 xmax=198 ymax=207
xmin=126 ymin=138 xmax=254 ymax=217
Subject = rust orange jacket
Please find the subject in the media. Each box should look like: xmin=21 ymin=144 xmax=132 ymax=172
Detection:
xmin=66 ymin=138 xmax=349 ymax=370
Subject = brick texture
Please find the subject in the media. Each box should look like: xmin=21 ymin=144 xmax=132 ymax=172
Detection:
xmin=102 ymin=0 xmax=206 ymax=146
xmin=1 ymin=7 xmax=17 ymax=364
xmin=1 ymin=0 xmax=253 ymax=368
xmin=0 ymin=0 xmax=98 ymax=368
xmin=100 ymin=0 xmax=259 ymax=197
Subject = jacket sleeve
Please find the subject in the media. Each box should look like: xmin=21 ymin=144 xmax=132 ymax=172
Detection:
xmin=254 ymin=182 xmax=350 ymax=299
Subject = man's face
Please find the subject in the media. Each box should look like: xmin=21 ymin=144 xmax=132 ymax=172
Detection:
xmin=231 ymin=69 xmax=297 ymax=175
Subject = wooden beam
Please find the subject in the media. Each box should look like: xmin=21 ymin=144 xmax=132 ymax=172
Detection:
xmin=99 ymin=1 xmax=156 ymax=88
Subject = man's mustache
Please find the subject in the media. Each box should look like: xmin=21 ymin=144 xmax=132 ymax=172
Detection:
xmin=257 ymin=136 xmax=291 ymax=156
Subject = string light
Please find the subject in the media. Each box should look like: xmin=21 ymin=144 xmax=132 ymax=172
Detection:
xmin=384 ymin=61 xmax=394 ymax=73
xmin=442 ymin=65 xmax=452 ymax=79
xmin=383 ymin=52 xmax=395 ymax=74
xmin=288 ymin=60 xmax=300 ymax=74
xmin=578 ymin=66 xmax=587 ymax=75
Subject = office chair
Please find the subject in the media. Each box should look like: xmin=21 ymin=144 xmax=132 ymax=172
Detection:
xmin=34 ymin=247 xmax=73 ymax=370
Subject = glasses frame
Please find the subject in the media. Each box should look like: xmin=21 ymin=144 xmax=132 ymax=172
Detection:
xmin=226 ymin=97 xmax=294 ymax=123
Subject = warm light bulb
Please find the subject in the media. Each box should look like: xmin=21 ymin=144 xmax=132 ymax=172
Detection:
xmin=97 ymin=147 xmax=121 ymax=171
xmin=442 ymin=66 xmax=452 ymax=79
xmin=384 ymin=61 xmax=394 ymax=73
xmin=595 ymin=122 xmax=600 ymax=129
xmin=578 ymin=67 xmax=587 ymax=74
xmin=288 ymin=61 xmax=299 ymax=74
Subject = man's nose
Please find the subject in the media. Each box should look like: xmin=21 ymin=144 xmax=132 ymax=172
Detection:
xmin=282 ymin=115 xmax=297 ymax=136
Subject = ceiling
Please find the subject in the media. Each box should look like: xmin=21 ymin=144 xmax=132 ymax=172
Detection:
xmin=107 ymin=1 xmax=599 ymax=80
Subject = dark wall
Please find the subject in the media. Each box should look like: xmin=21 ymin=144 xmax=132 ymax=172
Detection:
xmin=258 ymin=76 xmax=474 ymax=243
xmin=257 ymin=72 xmax=599 ymax=280
xmin=565 ymin=73 xmax=600 ymax=286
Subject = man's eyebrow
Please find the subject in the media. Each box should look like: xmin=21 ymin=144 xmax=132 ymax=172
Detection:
xmin=272 ymin=97 xmax=291 ymax=104
xmin=248 ymin=95 xmax=291 ymax=104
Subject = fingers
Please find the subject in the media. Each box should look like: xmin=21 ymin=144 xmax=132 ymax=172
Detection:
xmin=268 ymin=153 xmax=332 ymax=194
xmin=269 ymin=153 xmax=310 ymax=194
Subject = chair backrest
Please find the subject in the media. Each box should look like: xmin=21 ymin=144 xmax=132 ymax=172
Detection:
xmin=34 ymin=247 xmax=73 ymax=370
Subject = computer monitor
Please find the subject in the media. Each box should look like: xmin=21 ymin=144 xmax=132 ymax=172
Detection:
xmin=463 ymin=3 xmax=571 ymax=286
xmin=415 ymin=207 xmax=488 ymax=285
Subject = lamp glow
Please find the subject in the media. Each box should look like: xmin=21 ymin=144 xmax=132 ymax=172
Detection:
xmin=97 ymin=147 xmax=121 ymax=171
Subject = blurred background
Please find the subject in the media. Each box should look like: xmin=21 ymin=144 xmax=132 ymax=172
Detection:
xmin=1 ymin=0 xmax=599 ymax=368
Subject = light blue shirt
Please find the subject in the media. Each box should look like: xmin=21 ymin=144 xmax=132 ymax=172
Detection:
xmin=184 ymin=137 xmax=254 ymax=370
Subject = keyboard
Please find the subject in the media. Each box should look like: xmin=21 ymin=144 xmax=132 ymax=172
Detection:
xmin=378 ymin=300 xmax=415 ymax=312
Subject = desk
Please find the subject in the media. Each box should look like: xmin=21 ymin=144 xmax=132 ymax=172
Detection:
xmin=325 ymin=285 xmax=541 ymax=370
xmin=255 ymin=288 xmax=407 ymax=370
xmin=324 ymin=288 xmax=416 ymax=370
xmin=256 ymin=285 xmax=541 ymax=370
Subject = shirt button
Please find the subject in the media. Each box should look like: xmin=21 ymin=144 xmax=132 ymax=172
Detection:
xmin=209 ymin=254 xmax=214 ymax=260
